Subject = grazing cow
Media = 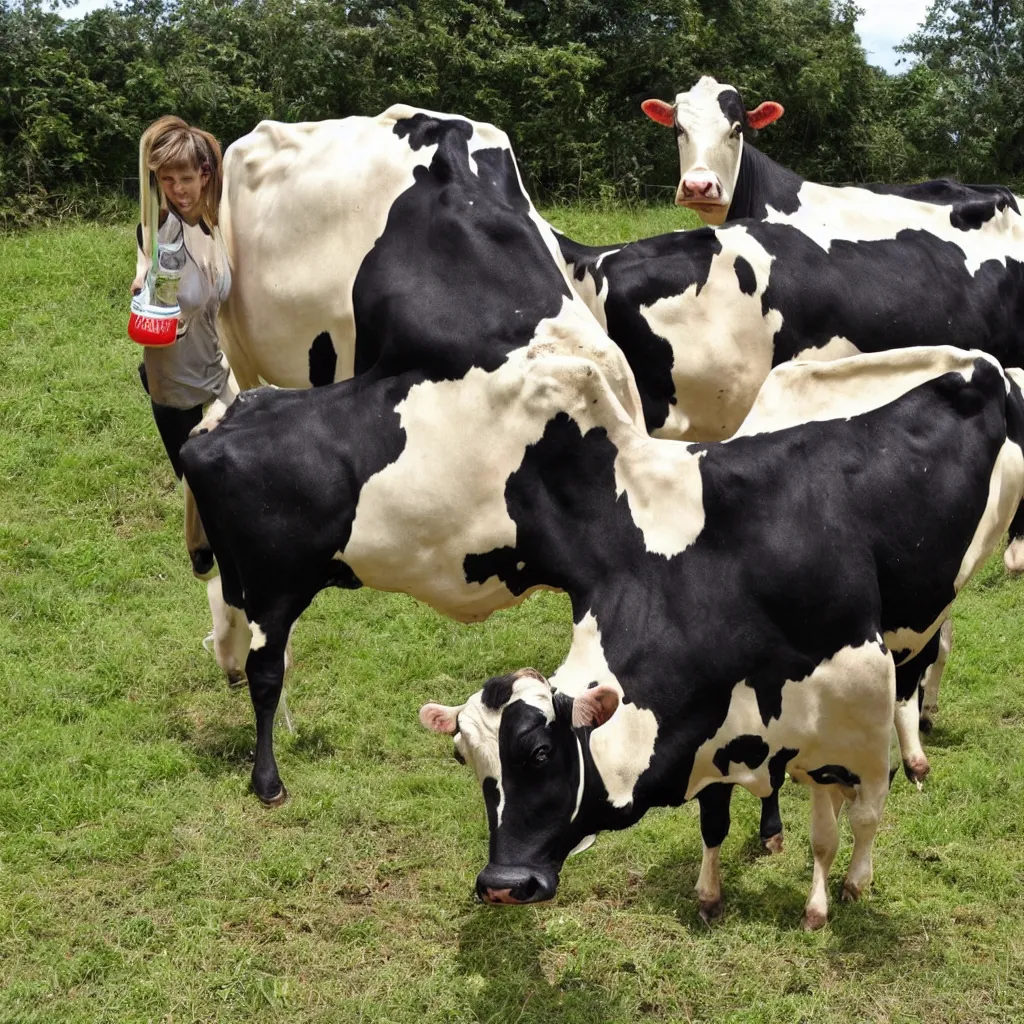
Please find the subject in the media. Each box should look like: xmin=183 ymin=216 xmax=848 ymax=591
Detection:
xmin=641 ymin=75 xmax=1021 ymax=227
xmin=420 ymin=346 xmax=1024 ymax=928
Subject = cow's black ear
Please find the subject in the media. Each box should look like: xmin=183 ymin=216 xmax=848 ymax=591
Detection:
xmin=553 ymin=691 xmax=576 ymax=725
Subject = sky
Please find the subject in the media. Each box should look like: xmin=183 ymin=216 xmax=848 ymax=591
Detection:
xmin=58 ymin=0 xmax=933 ymax=75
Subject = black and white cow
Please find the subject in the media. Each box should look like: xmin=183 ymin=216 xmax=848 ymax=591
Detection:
xmin=420 ymin=346 xmax=1024 ymax=929
xmin=641 ymin=75 xmax=1021 ymax=227
xmin=553 ymin=194 xmax=1024 ymax=761
xmin=181 ymin=108 xmax=646 ymax=806
xmin=195 ymin=106 xmax=630 ymax=664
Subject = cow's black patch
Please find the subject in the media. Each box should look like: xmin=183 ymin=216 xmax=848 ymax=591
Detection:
xmin=354 ymin=120 xmax=569 ymax=380
xmin=807 ymin=764 xmax=861 ymax=788
xmin=553 ymin=230 xmax=722 ymax=433
xmin=394 ymin=112 xmax=473 ymax=152
xmin=733 ymin=255 xmax=757 ymax=295
xmin=768 ymin=747 xmax=798 ymax=791
xmin=718 ymin=88 xmax=746 ymax=130
xmin=894 ymin=631 xmax=939 ymax=703
xmin=482 ymin=673 xmax=517 ymax=710
xmin=712 ymin=734 xmax=770 ymax=776
xmin=748 ymin=221 xmax=1024 ymax=373
xmin=308 ymin=331 xmax=337 ymax=387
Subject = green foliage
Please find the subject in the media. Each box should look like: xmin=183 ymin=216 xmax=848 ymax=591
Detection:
xmin=2 ymin=0 xmax=1023 ymax=223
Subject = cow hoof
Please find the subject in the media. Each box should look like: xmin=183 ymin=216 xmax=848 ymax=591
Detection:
xmin=902 ymin=756 xmax=930 ymax=785
xmin=761 ymin=832 xmax=784 ymax=856
xmin=698 ymin=898 xmax=724 ymax=924
xmin=190 ymin=548 xmax=216 ymax=580
xmin=841 ymin=881 xmax=862 ymax=903
xmin=801 ymin=909 xmax=828 ymax=931
xmin=1003 ymin=541 xmax=1024 ymax=574
xmin=258 ymin=785 xmax=288 ymax=808
xmin=227 ymin=671 xmax=247 ymax=690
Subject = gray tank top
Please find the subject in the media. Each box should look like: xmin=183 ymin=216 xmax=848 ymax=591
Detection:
xmin=142 ymin=210 xmax=232 ymax=409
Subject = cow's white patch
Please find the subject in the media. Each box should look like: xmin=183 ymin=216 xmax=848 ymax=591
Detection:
xmin=955 ymin=439 xmax=1024 ymax=588
xmin=734 ymin=346 xmax=994 ymax=437
xmin=613 ymin=439 xmax=706 ymax=557
xmin=249 ymin=622 xmax=268 ymax=651
xmin=793 ymin=336 xmax=861 ymax=362
xmin=342 ymin=300 xmax=644 ymax=622
xmin=884 ymin=607 xmax=952 ymax=666
xmin=551 ymin=612 xmax=659 ymax=808
xmin=570 ymin=735 xmax=586 ymax=822
xmin=686 ymin=640 xmax=895 ymax=802
xmin=639 ymin=225 xmax=782 ymax=440
xmin=765 ymin=182 xmax=1024 ymax=276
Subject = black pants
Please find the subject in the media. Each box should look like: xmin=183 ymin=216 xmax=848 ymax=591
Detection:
xmin=139 ymin=362 xmax=203 ymax=480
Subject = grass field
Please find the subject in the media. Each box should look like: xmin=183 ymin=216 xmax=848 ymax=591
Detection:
xmin=1 ymin=209 xmax=1023 ymax=1024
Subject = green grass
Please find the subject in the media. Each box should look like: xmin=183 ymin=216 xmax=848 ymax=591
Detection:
xmin=1 ymin=211 xmax=1022 ymax=1023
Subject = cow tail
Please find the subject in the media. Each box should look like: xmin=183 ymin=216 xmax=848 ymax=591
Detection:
xmin=1003 ymin=368 xmax=1024 ymax=573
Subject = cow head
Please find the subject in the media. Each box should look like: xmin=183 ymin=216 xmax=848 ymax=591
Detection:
xmin=642 ymin=76 xmax=784 ymax=224
xmin=420 ymin=668 xmax=620 ymax=904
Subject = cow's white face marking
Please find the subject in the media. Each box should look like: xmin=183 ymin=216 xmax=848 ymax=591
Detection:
xmin=640 ymin=225 xmax=781 ymax=441
xmin=550 ymin=611 xmax=659 ymax=808
xmin=734 ymin=345 xmax=996 ymax=437
xmin=454 ymin=672 xmax=556 ymax=827
xmin=764 ymin=182 xmax=1024 ymax=275
xmin=671 ymin=77 xmax=744 ymax=225
xmin=688 ymin=639 xmax=895 ymax=801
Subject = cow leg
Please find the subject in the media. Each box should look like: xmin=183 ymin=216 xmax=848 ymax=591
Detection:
xmin=920 ymin=619 xmax=952 ymax=734
xmin=1004 ymin=500 xmax=1024 ymax=573
xmin=841 ymin=773 xmax=889 ymax=903
xmin=207 ymin=575 xmax=250 ymax=689
xmin=244 ymin=596 xmax=314 ymax=805
xmin=893 ymin=639 xmax=933 ymax=786
xmin=695 ymin=783 xmax=733 ymax=922
xmin=759 ymin=791 xmax=784 ymax=854
xmin=802 ymin=784 xmax=840 ymax=931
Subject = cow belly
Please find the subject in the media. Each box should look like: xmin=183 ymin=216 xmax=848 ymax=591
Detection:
xmin=686 ymin=638 xmax=895 ymax=802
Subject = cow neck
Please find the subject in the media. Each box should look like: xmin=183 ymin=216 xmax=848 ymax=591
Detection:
xmin=727 ymin=142 xmax=805 ymax=222
xmin=571 ymin=722 xmax=648 ymax=831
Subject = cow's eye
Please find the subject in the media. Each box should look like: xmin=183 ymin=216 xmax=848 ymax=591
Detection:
xmin=532 ymin=745 xmax=551 ymax=765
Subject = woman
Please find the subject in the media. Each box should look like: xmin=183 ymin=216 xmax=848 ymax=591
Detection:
xmin=131 ymin=116 xmax=236 ymax=482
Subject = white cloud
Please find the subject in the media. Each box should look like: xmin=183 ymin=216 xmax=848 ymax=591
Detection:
xmin=855 ymin=0 xmax=932 ymax=73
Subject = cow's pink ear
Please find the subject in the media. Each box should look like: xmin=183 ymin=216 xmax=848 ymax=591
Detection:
xmin=746 ymin=101 xmax=784 ymax=130
xmin=572 ymin=685 xmax=620 ymax=729
xmin=642 ymin=99 xmax=676 ymax=127
xmin=419 ymin=702 xmax=462 ymax=735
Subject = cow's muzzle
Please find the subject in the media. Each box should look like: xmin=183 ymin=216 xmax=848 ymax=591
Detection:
xmin=476 ymin=863 xmax=558 ymax=905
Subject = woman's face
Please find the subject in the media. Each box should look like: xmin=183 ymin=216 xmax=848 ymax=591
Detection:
xmin=159 ymin=164 xmax=210 ymax=223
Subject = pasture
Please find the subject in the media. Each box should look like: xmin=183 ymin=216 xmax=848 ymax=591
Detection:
xmin=1 ymin=209 xmax=1023 ymax=1023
